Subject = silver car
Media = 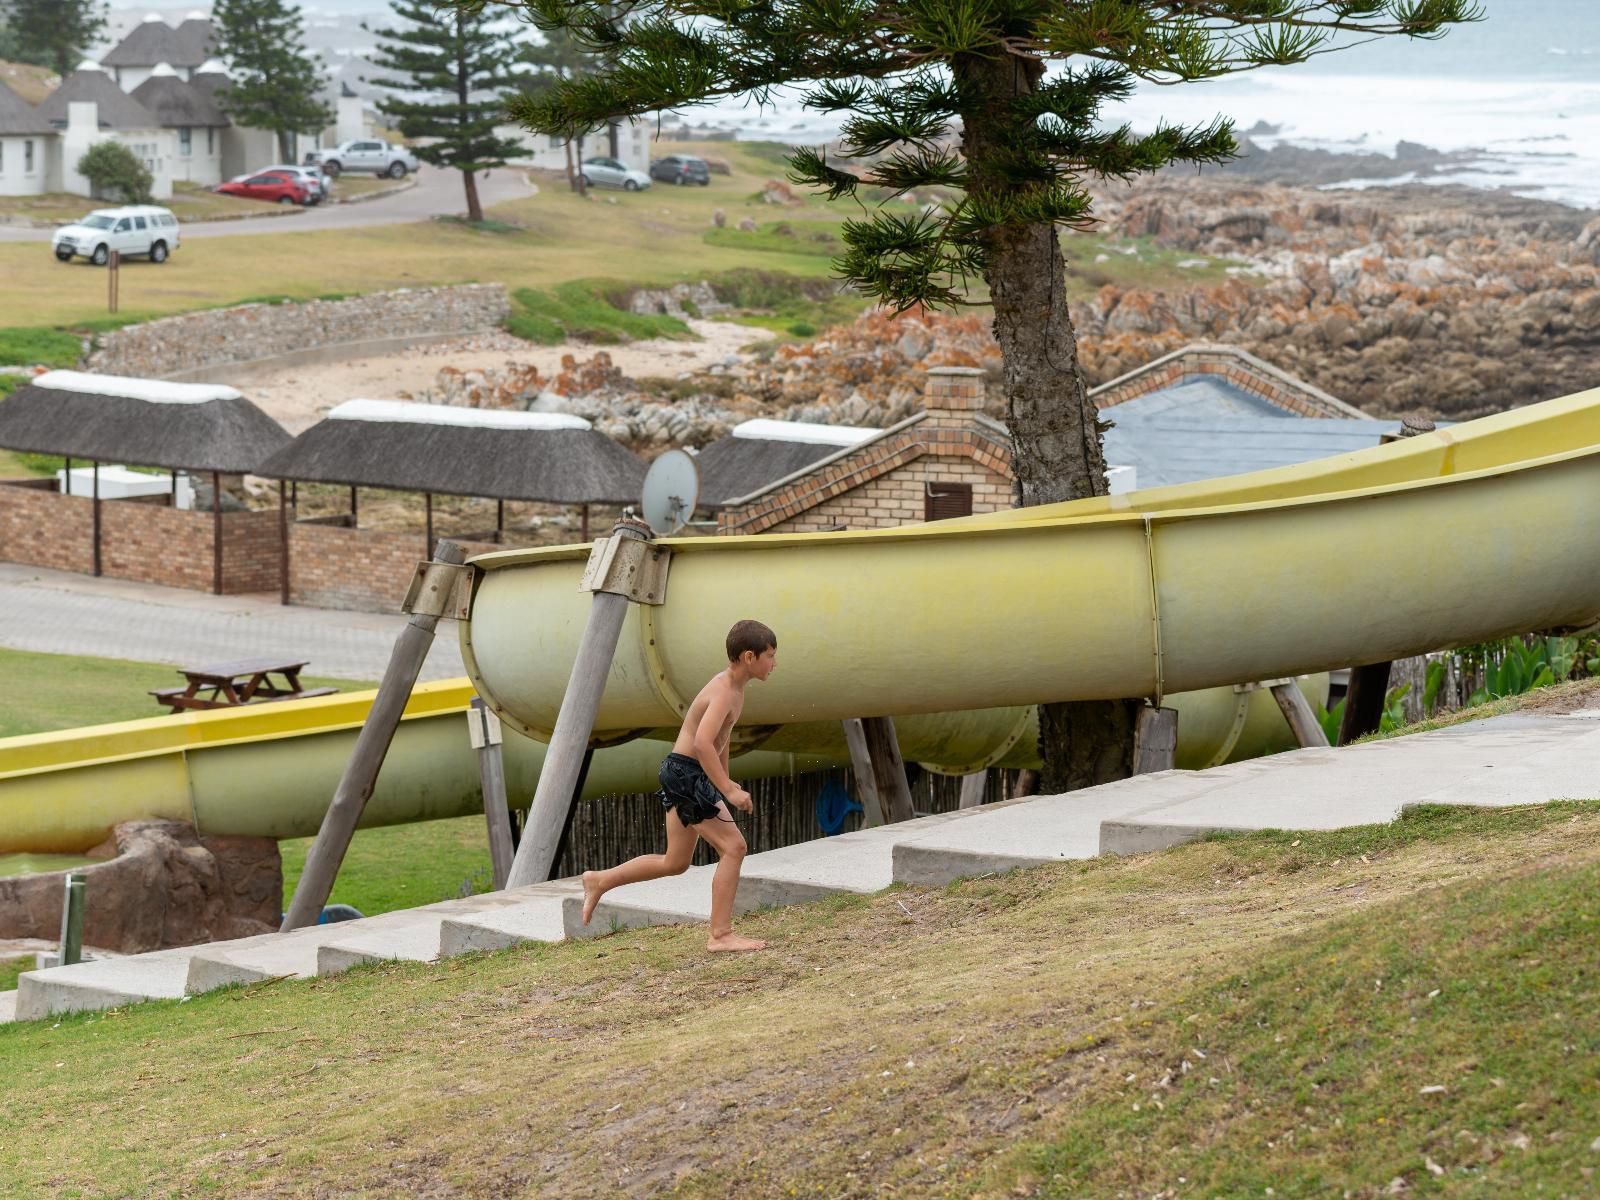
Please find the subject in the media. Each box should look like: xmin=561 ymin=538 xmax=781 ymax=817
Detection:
xmin=581 ymin=156 xmax=651 ymax=191
xmin=260 ymin=164 xmax=328 ymax=202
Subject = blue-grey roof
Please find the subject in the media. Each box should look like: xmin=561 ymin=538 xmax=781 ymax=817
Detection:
xmin=1104 ymin=415 xmax=1428 ymax=489
xmin=1107 ymin=377 xmax=1300 ymax=421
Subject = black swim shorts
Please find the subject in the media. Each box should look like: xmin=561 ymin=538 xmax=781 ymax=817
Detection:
xmin=658 ymin=752 xmax=728 ymax=825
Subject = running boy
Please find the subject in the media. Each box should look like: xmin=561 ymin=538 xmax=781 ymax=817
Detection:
xmin=577 ymin=619 xmax=778 ymax=952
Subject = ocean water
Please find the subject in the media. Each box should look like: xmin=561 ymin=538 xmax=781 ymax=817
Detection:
xmin=695 ymin=0 xmax=1600 ymax=211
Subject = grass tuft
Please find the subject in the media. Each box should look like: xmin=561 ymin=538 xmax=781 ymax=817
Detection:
xmin=506 ymin=280 xmax=692 ymax=345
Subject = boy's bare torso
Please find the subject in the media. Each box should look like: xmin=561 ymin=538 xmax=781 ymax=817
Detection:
xmin=672 ymin=670 xmax=743 ymax=760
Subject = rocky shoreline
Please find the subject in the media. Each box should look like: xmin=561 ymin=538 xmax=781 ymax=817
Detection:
xmin=422 ymin=175 xmax=1599 ymax=443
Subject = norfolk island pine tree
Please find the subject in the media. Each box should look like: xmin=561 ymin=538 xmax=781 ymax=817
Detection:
xmin=2 ymin=0 xmax=107 ymax=77
xmin=366 ymin=0 xmax=528 ymax=223
xmin=494 ymin=0 xmax=1483 ymax=795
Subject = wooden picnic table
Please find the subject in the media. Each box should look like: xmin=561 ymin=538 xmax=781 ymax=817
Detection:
xmin=150 ymin=657 xmax=337 ymax=713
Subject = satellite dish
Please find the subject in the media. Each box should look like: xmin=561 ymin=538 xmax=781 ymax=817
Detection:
xmin=641 ymin=448 xmax=700 ymax=535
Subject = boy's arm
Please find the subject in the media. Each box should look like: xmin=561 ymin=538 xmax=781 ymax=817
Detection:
xmin=692 ymin=691 xmax=741 ymax=798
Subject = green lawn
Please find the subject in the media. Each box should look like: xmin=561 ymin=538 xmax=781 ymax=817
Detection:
xmin=0 ymin=647 xmax=373 ymax=739
xmin=279 ymin=815 xmax=491 ymax=918
xmin=0 ymin=803 xmax=1595 ymax=1197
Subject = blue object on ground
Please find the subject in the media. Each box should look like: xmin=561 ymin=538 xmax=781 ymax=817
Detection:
xmin=318 ymin=904 xmax=365 ymax=924
xmin=815 ymin=780 xmax=863 ymax=837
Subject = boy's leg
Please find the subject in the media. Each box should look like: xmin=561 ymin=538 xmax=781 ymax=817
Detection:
xmin=580 ymin=807 xmax=698 ymax=924
xmin=696 ymin=805 xmax=765 ymax=952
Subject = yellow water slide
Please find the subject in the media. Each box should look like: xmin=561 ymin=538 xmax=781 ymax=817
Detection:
xmin=3 ymin=385 xmax=1597 ymax=856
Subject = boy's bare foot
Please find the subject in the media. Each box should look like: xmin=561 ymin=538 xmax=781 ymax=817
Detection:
xmin=580 ymin=871 xmax=603 ymax=925
xmin=707 ymin=932 xmax=766 ymax=952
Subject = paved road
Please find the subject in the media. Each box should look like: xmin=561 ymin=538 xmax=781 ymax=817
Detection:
xmin=0 ymin=167 xmax=535 ymax=244
xmin=0 ymin=562 xmax=465 ymax=682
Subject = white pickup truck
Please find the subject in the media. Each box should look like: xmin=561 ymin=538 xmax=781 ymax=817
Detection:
xmin=303 ymin=140 xmax=421 ymax=179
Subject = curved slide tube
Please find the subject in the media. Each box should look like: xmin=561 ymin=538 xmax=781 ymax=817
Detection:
xmin=461 ymin=386 xmax=1600 ymax=740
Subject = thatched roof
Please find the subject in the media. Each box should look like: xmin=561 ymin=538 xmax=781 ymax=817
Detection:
xmin=256 ymin=400 xmax=648 ymax=504
xmin=131 ymin=72 xmax=229 ymax=127
xmin=38 ymin=66 xmax=160 ymax=130
xmin=0 ymin=371 xmax=292 ymax=473
xmin=189 ymin=63 xmax=231 ymax=103
xmin=0 ymin=78 xmax=51 ymax=135
xmin=174 ymin=18 xmax=216 ymax=63
xmin=697 ymin=419 xmax=880 ymax=506
xmin=101 ymin=19 xmax=206 ymax=69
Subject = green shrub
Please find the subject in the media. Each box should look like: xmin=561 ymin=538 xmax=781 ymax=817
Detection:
xmin=505 ymin=281 xmax=691 ymax=345
xmin=77 ymin=141 xmax=153 ymax=205
xmin=786 ymin=320 xmax=816 ymax=337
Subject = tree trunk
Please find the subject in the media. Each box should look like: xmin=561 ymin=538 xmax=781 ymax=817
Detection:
xmin=277 ymin=127 xmax=294 ymax=164
xmin=462 ymin=168 xmax=483 ymax=223
xmin=955 ymin=50 xmax=1137 ymax=796
xmin=564 ymin=139 xmax=577 ymax=191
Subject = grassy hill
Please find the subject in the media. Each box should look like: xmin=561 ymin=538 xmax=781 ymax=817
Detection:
xmin=2 ymin=802 xmax=1596 ymax=1197
xmin=0 ymin=139 xmax=1249 ymax=333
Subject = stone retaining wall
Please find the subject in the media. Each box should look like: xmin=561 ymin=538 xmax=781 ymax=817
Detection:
xmin=85 ymin=284 xmax=512 ymax=378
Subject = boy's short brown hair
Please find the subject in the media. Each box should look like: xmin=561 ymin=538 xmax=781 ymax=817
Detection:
xmin=726 ymin=619 xmax=777 ymax=662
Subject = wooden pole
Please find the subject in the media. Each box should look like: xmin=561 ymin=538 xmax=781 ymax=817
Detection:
xmin=278 ymin=480 xmax=290 ymax=606
xmin=505 ymin=522 xmax=653 ymax=888
xmin=425 ymin=492 xmax=434 ymax=552
xmin=859 ymin=716 xmax=915 ymax=823
xmin=1338 ymin=661 xmax=1393 ymax=745
xmin=496 ymin=498 xmax=504 ymax=541
xmin=470 ymin=698 xmax=515 ymax=889
xmin=211 ymin=470 xmax=222 ymax=594
xmin=1134 ymin=706 xmax=1179 ymax=773
xmin=350 ymin=485 xmax=358 ymax=527
xmin=91 ymin=460 xmax=101 ymax=577
xmin=581 ymin=503 xmax=590 ymax=541
xmin=841 ymin=718 xmax=883 ymax=828
xmin=281 ymin=539 xmax=468 ymax=930
xmin=958 ymin=770 xmax=988 ymax=810
xmin=170 ymin=468 xmax=178 ymax=507
xmin=1270 ymin=681 xmax=1331 ymax=749
xmin=1010 ymin=769 xmax=1039 ymax=799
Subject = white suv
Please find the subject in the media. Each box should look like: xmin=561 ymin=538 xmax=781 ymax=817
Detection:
xmin=304 ymin=140 xmax=420 ymax=179
xmin=52 ymin=205 xmax=181 ymax=266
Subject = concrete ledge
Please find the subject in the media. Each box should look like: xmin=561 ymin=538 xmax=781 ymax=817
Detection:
xmin=1098 ymin=821 xmax=1242 ymax=857
xmin=562 ymin=871 xmax=845 ymax=941
xmin=892 ymin=844 xmax=1054 ymax=888
xmin=14 ymin=952 xmax=192 ymax=1019
xmin=438 ymin=901 xmax=569 ymax=957
xmin=0 ymin=992 xmax=16 ymax=1022
xmin=185 ymin=951 xmax=280 ymax=992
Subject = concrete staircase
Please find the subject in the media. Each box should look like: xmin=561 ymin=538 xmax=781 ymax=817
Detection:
xmin=9 ymin=709 xmax=1599 ymax=1023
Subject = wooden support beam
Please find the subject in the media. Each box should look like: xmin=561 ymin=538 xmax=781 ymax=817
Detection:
xmin=505 ymin=521 xmax=658 ymax=888
xmin=91 ymin=460 xmax=101 ymax=577
xmin=1134 ymin=706 xmax=1179 ymax=774
xmin=350 ymin=485 xmax=358 ymax=527
xmin=859 ymin=716 xmax=915 ymax=824
xmin=1338 ymin=661 xmax=1393 ymax=745
xmin=278 ymin=481 xmax=290 ymax=606
xmin=211 ymin=470 xmax=222 ymax=595
xmin=1269 ymin=681 xmax=1331 ymax=749
xmin=1010 ymin=769 xmax=1038 ymax=799
xmin=840 ymin=718 xmax=883 ymax=828
xmin=425 ymin=492 xmax=434 ymax=553
xmin=469 ymin=698 xmax=515 ymax=889
xmin=958 ymin=770 xmax=988 ymax=810
xmin=280 ymin=539 xmax=468 ymax=931
xmin=496 ymin=498 xmax=504 ymax=541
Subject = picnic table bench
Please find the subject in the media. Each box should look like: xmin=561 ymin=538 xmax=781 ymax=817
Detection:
xmin=150 ymin=657 xmax=338 ymax=713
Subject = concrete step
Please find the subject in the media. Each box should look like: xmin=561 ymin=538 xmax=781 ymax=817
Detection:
xmin=13 ymin=946 xmax=196 ymax=1020
xmin=1097 ymin=716 xmax=1600 ymax=855
xmin=564 ymin=806 xmax=994 ymax=940
xmin=0 ymin=991 xmax=16 ymax=1023
xmin=436 ymin=881 xmax=584 ymax=956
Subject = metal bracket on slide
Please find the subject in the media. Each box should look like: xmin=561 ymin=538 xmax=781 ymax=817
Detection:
xmin=401 ymin=559 xmax=473 ymax=618
xmin=579 ymin=527 xmax=671 ymax=604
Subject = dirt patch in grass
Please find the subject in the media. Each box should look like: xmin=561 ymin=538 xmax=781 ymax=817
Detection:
xmin=2 ymin=804 xmax=1598 ymax=1197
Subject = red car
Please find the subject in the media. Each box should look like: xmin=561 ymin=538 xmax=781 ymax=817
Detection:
xmin=217 ymin=172 xmax=312 ymax=205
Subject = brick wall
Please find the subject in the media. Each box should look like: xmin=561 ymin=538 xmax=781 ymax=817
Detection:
xmin=288 ymin=522 xmax=501 ymax=613
xmin=0 ymin=482 xmax=286 ymax=593
xmin=760 ymin=456 xmax=1012 ymax=533
xmin=0 ymin=482 xmax=94 ymax=574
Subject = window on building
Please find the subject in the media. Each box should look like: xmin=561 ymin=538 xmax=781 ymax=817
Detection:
xmin=924 ymin=481 xmax=973 ymax=522
xmin=548 ymin=135 xmax=563 ymax=150
xmin=179 ymin=127 xmax=192 ymax=155
xmin=24 ymin=140 xmax=34 ymax=172
xmin=0 ymin=142 xmax=5 ymax=172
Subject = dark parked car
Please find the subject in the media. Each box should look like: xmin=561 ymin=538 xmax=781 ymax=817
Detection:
xmin=649 ymin=154 xmax=711 ymax=186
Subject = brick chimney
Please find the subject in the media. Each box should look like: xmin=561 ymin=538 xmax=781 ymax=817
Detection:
xmin=922 ymin=365 xmax=987 ymax=415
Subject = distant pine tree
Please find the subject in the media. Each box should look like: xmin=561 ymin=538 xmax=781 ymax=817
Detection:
xmin=212 ymin=0 xmax=333 ymax=162
xmin=4 ymin=0 xmax=107 ymax=77
xmin=366 ymin=0 xmax=527 ymax=223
